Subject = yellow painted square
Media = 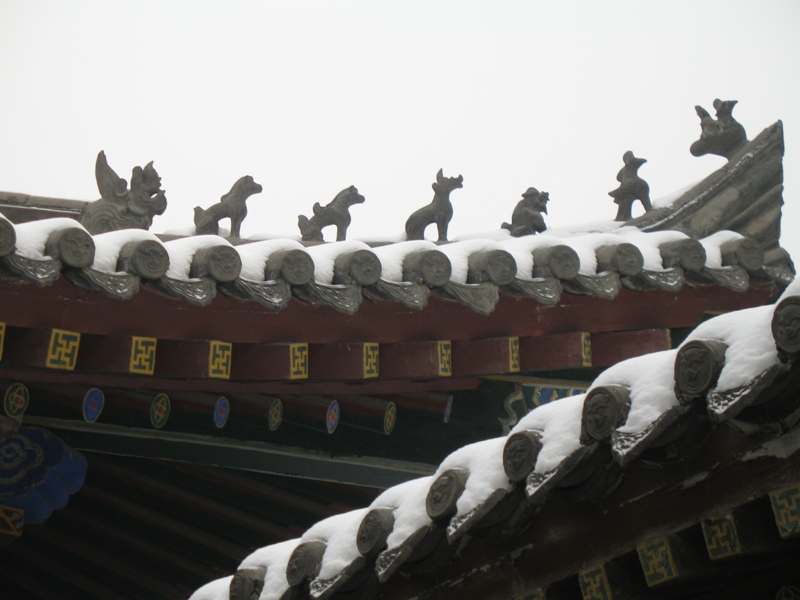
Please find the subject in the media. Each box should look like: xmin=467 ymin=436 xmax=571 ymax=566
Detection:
xmin=509 ymin=337 xmax=520 ymax=372
xmin=438 ymin=340 xmax=452 ymax=377
xmin=290 ymin=343 xmax=309 ymax=380
xmin=637 ymin=537 xmax=678 ymax=586
xmin=208 ymin=341 xmax=232 ymax=379
xmin=129 ymin=337 xmax=157 ymax=375
xmin=581 ymin=332 xmax=592 ymax=367
xmin=363 ymin=343 xmax=379 ymax=379
xmin=578 ymin=565 xmax=612 ymax=600
xmin=770 ymin=483 xmax=800 ymax=539
xmin=46 ymin=329 xmax=80 ymax=370
xmin=702 ymin=513 xmax=741 ymax=560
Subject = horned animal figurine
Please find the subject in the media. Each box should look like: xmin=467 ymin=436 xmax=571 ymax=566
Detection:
xmin=608 ymin=151 xmax=651 ymax=222
xmin=83 ymin=151 xmax=168 ymax=234
xmin=405 ymin=169 xmax=464 ymax=242
xmin=502 ymin=187 xmax=549 ymax=237
xmin=297 ymin=185 xmax=365 ymax=242
xmin=194 ymin=175 xmax=263 ymax=238
xmin=690 ymin=98 xmax=748 ymax=160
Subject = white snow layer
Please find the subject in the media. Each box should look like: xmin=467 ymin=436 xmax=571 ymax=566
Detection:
xmin=303 ymin=509 xmax=369 ymax=581
xmin=436 ymin=436 xmax=511 ymax=516
xmin=237 ymin=538 xmax=300 ymax=600
xmin=590 ymin=350 xmax=680 ymax=434
xmin=304 ymin=240 xmax=373 ymax=284
xmin=236 ymin=239 xmax=308 ymax=281
xmin=436 ymin=239 xmax=511 ymax=283
xmin=163 ymin=235 xmax=235 ymax=279
xmin=90 ymin=229 xmax=164 ymax=273
xmin=371 ymin=476 xmax=436 ymax=551
xmin=699 ymin=231 xmax=745 ymax=269
xmin=510 ymin=394 xmax=586 ymax=473
xmin=682 ymin=304 xmax=780 ymax=392
xmin=188 ymin=575 xmax=232 ymax=600
xmin=13 ymin=218 xmax=91 ymax=259
xmin=370 ymin=240 xmax=440 ymax=282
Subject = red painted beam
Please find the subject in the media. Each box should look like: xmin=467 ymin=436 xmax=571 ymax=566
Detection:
xmin=0 ymin=278 xmax=777 ymax=345
xmin=519 ymin=331 xmax=591 ymax=371
xmin=452 ymin=337 xmax=519 ymax=377
xmin=154 ymin=339 xmax=232 ymax=380
xmin=591 ymin=328 xmax=672 ymax=368
xmin=379 ymin=340 xmax=451 ymax=380
xmin=309 ymin=342 xmax=379 ymax=380
xmin=232 ymin=342 xmax=308 ymax=381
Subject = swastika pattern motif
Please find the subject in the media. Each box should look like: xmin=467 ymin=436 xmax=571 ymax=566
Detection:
xmin=581 ymin=332 xmax=592 ymax=367
xmin=209 ymin=341 xmax=232 ymax=379
xmin=290 ymin=344 xmax=309 ymax=380
xmin=578 ymin=566 xmax=612 ymax=600
xmin=438 ymin=341 xmax=452 ymax=376
xmin=130 ymin=337 xmax=157 ymax=375
xmin=363 ymin=343 xmax=379 ymax=379
xmin=770 ymin=483 xmax=800 ymax=539
xmin=47 ymin=329 xmax=80 ymax=370
xmin=702 ymin=513 xmax=741 ymax=560
xmin=637 ymin=538 xmax=678 ymax=586
xmin=509 ymin=337 xmax=520 ymax=372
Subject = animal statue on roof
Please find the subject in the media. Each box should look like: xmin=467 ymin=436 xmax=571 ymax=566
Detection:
xmin=502 ymin=187 xmax=549 ymax=237
xmin=82 ymin=151 xmax=168 ymax=234
xmin=608 ymin=151 xmax=652 ymax=222
xmin=297 ymin=185 xmax=365 ymax=242
xmin=690 ymin=99 xmax=748 ymax=160
xmin=193 ymin=175 xmax=263 ymax=238
xmin=405 ymin=168 xmax=464 ymax=242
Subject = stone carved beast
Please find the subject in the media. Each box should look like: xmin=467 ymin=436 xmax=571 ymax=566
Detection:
xmin=193 ymin=175 xmax=263 ymax=238
xmin=82 ymin=151 xmax=168 ymax=234
xmin=297 ymin=185 xmax=365 ymax=242
xmin=502 ymin=187 xmax=549 ymax=237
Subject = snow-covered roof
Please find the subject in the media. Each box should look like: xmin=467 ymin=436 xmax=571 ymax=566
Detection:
xmin=188 ymin=281 xmax=800 ymax=599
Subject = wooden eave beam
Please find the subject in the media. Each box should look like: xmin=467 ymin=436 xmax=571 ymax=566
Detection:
xmin=591 ymin=328 xmax=672 ymax=368
xmin=379 ymin=421 xmax=800 ymax=600
xmin=0 ymin=277 xmax=776 ymax=345
xmin=26 ymin=416 xmax=435 ymax=488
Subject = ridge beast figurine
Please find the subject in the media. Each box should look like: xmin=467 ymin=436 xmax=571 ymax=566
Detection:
xmin=608 ymin=151 xmax=651 ymax=221
xmin=297 ymin=185 xmax=365 ymax=242
xmin=405 ymin=168 xmax=464 ymax=242
xmin=194 ymin=175 xmax=263 ymax=238
xmin=502 ymin=187 xmax=549 ymax=237
xmin=82 ymin=151 xmax=168 ymax=234
xmin=690 ymin=98 xmax=748 ymax=160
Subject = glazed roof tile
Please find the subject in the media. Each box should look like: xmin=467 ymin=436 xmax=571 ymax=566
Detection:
xmin=189 ymin=280 xmax=800 ymax=599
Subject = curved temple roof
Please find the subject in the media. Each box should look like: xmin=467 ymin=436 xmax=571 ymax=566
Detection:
xmin=189 ymin=278 xmax=800 ymax=600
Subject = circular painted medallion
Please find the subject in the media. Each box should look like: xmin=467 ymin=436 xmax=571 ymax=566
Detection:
xmin=383 ymin=402 xmax=397 ymax=435
xmin=326 ymin=400 xmax=340 ymax=434
xmin=82 ymin=388 xmax=104 ymax=423
xmin=150 ymin=393 xmax=171 ymax=429
xmin=214 ymin=396 xmax=230 ymax=428
xmin=443 ymin=395 xmax=453 ymax=424
xmin=4 ymin=383 xmax=29 ymax=420
xmin=268 ymin=398 xmax=283 ymax=431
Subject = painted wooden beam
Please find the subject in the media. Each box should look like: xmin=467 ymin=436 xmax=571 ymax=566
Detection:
xmin=519 ymin=332 xmax=592 ymax=371
xmin=154 ymin=339 xmax=233 ymax=380
xmin=379 ymin=340 xmax=452 ymax=379
xmin=309 ymin=342 xmax=379 ymax=380
xmin=591 ymin=328 xmax=672 ymax=367
xmin=231 ymin=342 xmax=308 ymax=381
xmin=76 ymin=334 xmax=157 ymax=376
xmin=452 ymin=337 xmax=520 ymax=377
xmin=1 ymin=326 xmax=81 ymax=370
xmin=0 ymin=276 xmax=776 ymax=345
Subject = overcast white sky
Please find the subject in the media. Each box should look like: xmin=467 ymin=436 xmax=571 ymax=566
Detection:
xmin=1 ymin=1 xmax=798 ymax=258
